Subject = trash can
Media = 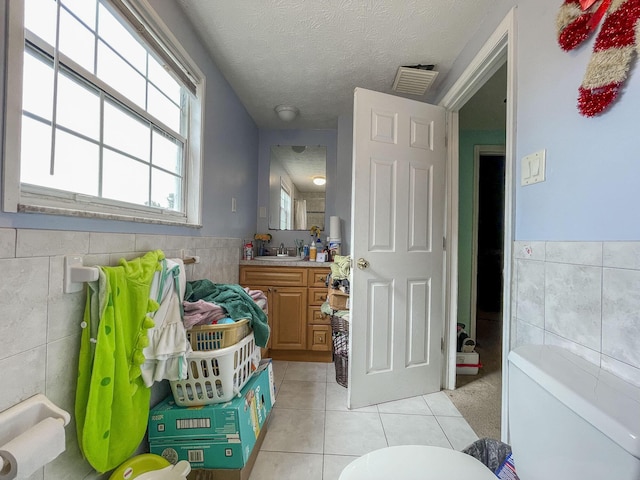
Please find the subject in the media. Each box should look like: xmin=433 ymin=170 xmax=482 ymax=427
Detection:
xmin=462 ymin=438 xmax=519 ymax=479
xmin=331 ymin=314 xmax=349 ymax=387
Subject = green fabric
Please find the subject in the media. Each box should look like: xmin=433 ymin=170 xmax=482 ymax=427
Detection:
xmin=76 ymin=250 xmax=163 ymax=473
xmin=330 ymin=255 xmax=351 ymax=280
xmin=185 ymin=280 xmax=270 ymax=347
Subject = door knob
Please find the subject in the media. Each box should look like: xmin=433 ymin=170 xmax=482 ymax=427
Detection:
xmin=357 ymin=258 xmax=370 ymax=269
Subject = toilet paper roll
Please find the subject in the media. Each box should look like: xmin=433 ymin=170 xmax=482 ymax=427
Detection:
xmin=329 ymin=216 xmax=341 ymax=239
xmin=0 ymin=417 xmax=66 ymax=480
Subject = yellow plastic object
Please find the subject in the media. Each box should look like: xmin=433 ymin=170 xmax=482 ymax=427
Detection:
xmin=109 ymin=454 xmax=171 ymax=479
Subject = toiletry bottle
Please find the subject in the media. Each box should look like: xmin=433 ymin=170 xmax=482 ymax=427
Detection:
xmin=309 ymin=241 xmax=317 ymax=261
xmin=303 ymin=244 xmax=310 ymax=260
xmin=244 ymin=242 xmax=253 ymax=260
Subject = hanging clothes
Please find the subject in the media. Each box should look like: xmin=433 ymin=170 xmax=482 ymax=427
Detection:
xmin=141 ymin=258 xmax=190 ymax=387
xmin=75 ymin=250 xmax=163 ymax=473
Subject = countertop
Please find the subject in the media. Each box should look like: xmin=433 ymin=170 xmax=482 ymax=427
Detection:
xmin=239 ymin=258 xmax=332 ymax=268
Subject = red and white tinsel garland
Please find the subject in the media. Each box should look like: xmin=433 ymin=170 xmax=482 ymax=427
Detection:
xmin=556 ymin=0 xmax=640 ymax=116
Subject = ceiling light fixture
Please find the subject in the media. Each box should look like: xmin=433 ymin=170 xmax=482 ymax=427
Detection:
xmin=313 ymin=176 xmax=326 ymax=186
xmin=275 ymin=105 xmax=299 ymax=122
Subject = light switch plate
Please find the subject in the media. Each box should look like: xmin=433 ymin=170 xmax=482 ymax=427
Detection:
xmin=521 ymin=149 xmax=546 ymax=186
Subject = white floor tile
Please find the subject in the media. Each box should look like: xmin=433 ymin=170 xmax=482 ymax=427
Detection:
xmin=437 ymin=415 xmax=479 ymax=451
xmin=322 ymin=454 xmax=359 ymax=480
xmin=380 ymin=413 xmax=452 ymax=448
xmin=271 ymin=360 xmax=288 ymax=385
xmin=324 ymin=411 xmax=387 ymax=456
xmin=376 ymin=395 xmax=432 ymax=415
xmin=249 ymin=451 xmax=323 ymax=480
xmin=327 ymin=361 xmax=337 ymax=383
xmin=424 ymin=391 xmax=462 ymax=416
xmin=262 ymin=408 xmax=325 ymax=453
xmin=275 ymin=380 xmax=327 ymax=410
xmin=325 ymin=382 xmax=377 ymax=412
xmin=284 ymin=361 xmax=329 ymax=382
xmin=256 ymin=359 xmax=480 ymax=479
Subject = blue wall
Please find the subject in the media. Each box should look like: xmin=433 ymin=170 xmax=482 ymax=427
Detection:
xmin=434 ymin=0 xmax=640 ymax=241
xmin=0 ymin=0 xmax=258 ymax=239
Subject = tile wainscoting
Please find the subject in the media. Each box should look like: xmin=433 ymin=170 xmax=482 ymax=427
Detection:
xmin=0 ymin=228 xmax=242 ymax=479
xmin=511 ymin=241 xmax=640 ymax=388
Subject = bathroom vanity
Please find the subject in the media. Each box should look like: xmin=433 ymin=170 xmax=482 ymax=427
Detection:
xmin=239 ymin=260 xmax=332 ymax=362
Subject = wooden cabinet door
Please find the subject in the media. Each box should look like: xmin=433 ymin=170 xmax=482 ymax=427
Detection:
xmin=307 ymin=324 xmax=332 ymax=351
xmin=270 ymin=286 xmax=307 ymax=350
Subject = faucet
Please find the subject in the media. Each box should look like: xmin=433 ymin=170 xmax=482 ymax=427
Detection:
xmin=279 ymin=243 xmax=286 ymax=255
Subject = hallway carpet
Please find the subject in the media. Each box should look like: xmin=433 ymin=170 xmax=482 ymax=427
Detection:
xmin=445 ymin=315 xmax=503 ymax=440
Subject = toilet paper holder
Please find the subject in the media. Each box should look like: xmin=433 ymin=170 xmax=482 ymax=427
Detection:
xmin=0 ymin=394 xmax=70 ymax=472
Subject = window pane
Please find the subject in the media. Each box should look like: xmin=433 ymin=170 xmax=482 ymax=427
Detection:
xmin=148 ymin=55 xmax=181 ymax=104
xmin=52 ymin=129 xmax=99 ymax=195
xmin=24 ymin=0 xmax=56 ymax=45
xmin=61 ymin=0 xmax=97 ymax=30
xmin=57 ymin=71 xmax=100 ymax=140
xmin=148 ymin=86 xmax=181 ymax=133
xmin=22 ymin=50 xmax=54 ymax=121
xmin=20 ymin=116 xmax=52 ymax=186
xmin=102 ymin=150 xmax=149 ymax=206
xmin=152 ymin=130 xmax=182 ymax=174
xmin=97 ymin=4 xmax=146 ymax=73
xmin=59 ymin=8 xmax=96 ymax=73
xmin=151 ymin=169 xmax=181 ymax=211
xmin=97 ymin=41 xmax=146 ymax=108
xmin=103 ymin=101 xmax=150 ymax=160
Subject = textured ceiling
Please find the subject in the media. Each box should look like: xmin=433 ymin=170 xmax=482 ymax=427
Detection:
xmin=271 ymin=145 xmax=326 ymax=193
xmin=176 ymin=1 xmax=495 ymax=130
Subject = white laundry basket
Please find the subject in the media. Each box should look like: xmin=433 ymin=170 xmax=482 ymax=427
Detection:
xmin=170 ymin=332 xmax=260 ymax=406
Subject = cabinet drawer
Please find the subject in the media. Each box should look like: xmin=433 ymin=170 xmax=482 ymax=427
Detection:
xmin=240 ymin=267 xmax=307 ymax=286
xmin=308 ymin=268 xmax=331 ymax=287
xmin=308 ymin=306 xmax=330 ymax=325
xmin=307 ymin=324 xmax=332 ymax=352
xmin=308 ymin=287 xmax=328 ymax=306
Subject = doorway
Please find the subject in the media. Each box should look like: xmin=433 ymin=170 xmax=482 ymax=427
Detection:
xmin=448 ymin=63 xmax=507 ymax=439
xmin=471 ymin=147 xmax=506 ymax=340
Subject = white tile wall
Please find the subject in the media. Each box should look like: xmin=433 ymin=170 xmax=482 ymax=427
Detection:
xmin=513 ymin=241 xmax=640 ymax=388
xmin=0 ymin=228 xmax=242 ymax=479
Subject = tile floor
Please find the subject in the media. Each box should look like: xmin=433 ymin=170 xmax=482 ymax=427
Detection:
xmin=249 ymin=361 xmax=479 ymax=480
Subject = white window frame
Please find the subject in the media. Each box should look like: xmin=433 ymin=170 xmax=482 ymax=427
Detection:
xmin=280 ymin=180 xmax=292 ymax=230
xmin=3 ymin=0 xmax=205 ymax=226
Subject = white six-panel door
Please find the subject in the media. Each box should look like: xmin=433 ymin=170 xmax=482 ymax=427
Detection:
xmin=348 ymin=88 xmax=446 ymax=408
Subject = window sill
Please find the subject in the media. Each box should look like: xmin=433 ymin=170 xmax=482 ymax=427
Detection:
xmin=18 ymin=203 xmax=203 ymax=228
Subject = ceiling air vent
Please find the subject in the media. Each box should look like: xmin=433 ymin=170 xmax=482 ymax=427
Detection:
xmin=392 ymin=65 xmax=438 ymax=96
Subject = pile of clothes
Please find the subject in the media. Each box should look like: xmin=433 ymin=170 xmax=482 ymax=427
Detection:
xmin=182 ymin=279 xmax=269 ymax=346
xmin=75 ymin=250 xmax=269 ymax=473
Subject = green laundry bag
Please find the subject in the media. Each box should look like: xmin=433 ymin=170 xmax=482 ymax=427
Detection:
xmin=76 ymin=250 xmax=163 ymax=473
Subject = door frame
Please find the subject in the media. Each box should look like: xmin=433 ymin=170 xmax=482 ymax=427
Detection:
xmin=470 ymin=145 xmax=506 ymax=341
xmin=439 ymin=8 xmax=516 ymax=442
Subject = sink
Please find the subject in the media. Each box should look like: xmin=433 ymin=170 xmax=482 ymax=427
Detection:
xmin=255 ymin=255 xmax=302 ymax=262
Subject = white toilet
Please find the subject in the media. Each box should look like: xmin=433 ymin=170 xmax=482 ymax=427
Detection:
xmin=339 ymin=344 xmax=640 ymax=479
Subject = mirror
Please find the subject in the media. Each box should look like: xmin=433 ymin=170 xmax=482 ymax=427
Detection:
xmin=269 ymin=145 xmax=326 ymax=230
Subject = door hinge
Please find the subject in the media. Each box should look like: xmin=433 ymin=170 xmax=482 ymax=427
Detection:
xmin=443 ymin=236 xmax=446 ymax=251
xmin=441 ymin=337 xmax=445 ymax=352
